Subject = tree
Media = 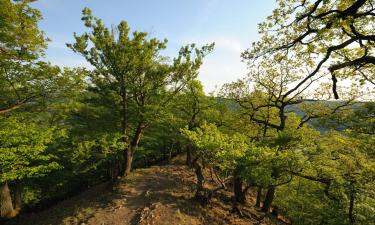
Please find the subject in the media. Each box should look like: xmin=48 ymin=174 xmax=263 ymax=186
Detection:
xmin=243 ymin=0 xmax=375 ymax=99
xmin=0 ymin=0 xmax=86 ymax=218
xmin=223 ymin=49 xmax=357 ymax=213
xmin=0 ymin=116 xmax=61 ymax=218
xmin=0 ymin=65 xmax=84 ymax=218
xmin=0 ymin=0 xmax=61 ymax=115
xmin=0 ymin=0 xmax=46 ymax=65
xmin=181 ymin=123 xmax=248 ymax=205
xmin=275 ymin=131 xmax=375 ymax=224
xmin=173 ymin=80 xmax=213 ymax=165
xmin=238 ymin=3 xmax=374 ymax=214
xmin=68 ymin=8 xmax=214 ymax=176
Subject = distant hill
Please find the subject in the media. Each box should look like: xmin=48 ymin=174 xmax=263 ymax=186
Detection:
xmin=219 ymin=97 xmax=370 ymax=132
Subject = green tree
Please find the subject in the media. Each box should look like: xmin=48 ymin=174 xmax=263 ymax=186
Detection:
xmin=0 ymin=0 xmax=86 ymax=218
xmin=0 ymin=0 xmax=59 ymax=115
xmin=181 ymin=123 xmax=248 ymax=204
xmin=243 ymin=0 xmax=375 ymax=99
xmin=222 ymin=50 xmax=356 ymax=213
xmin=173 ymin=80 xmax=213 ymax=165
xmin=277 ymin=132 xmax=375 ymax=224
xmin=68 ymin=8 xmax=214 ymax=176
xmin=0 ymin=116 xmax=61 ymax=218
xmin=0 ymin=0 xmax=46 ymax=66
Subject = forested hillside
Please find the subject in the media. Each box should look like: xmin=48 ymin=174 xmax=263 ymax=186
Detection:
xmin=0 ymin=0 xmax=374 ymax=224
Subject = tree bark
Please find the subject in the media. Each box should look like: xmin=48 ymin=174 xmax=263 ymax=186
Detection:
xmin=0 ymin=182 xmax=14 ymax=218
xmin=255 ymin=186 xmax=262 ymax=207
xmin=121 ymin=87 xmax=129 ymax=176
xmin=233 ymin=170 xmax=245 ymax=204
xmin=13 ymin=182 xmax=22 ymax=210
xmin=194 ymin=160 xmax=204 ymax=198
xmin=231 ymin=167 xmax=250 ymax=215
xmin=262 ymin=186 xmax=276 ymax=213
xmin=124 ymin=148 xmax=133 ymax=176
xmin=109 ymin=158 xmax=121 ymax=181
xmin=123 ymin=123 xmax=144 ymax=176
xmin=186 ymin=145 xmax=193 ymax=167
xmin=192 ymin=158 xmax=208 ymax=205
xmin=349 ymin=189 xmax=355 ymax=225
xmin=186 ymin=114 xmax=197 ymax=167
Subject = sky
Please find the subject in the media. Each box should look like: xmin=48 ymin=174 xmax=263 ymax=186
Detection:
xmin=31 ymin=0 xmax=277 ymax=93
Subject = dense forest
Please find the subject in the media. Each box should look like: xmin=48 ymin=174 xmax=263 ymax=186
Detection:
xmin=0 ymin=0 xmax=374 ymax=224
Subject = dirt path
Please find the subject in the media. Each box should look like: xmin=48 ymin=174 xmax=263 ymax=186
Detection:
xmin=7 ymin=159 xmax=276 ymax=225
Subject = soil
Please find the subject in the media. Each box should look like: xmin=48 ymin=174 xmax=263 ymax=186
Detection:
xmin=6 ymin=157 xmax=284 ymax=225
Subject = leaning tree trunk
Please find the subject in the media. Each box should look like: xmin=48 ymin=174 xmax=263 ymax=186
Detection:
xmin=262 ymin=167 xmax=280 ymax=213
xmin=255 ymin=186 xmax=262 ymax=207
xmin=262 ymin=186 xmax=276 ymax=213
xmin=123 ymin=123 xmax=144 ymax=176
xmin=0 ymin=182 xmax=14 ymax=218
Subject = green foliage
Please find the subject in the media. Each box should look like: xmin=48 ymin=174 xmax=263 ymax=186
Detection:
xmin=275 ymin=132 xmax=375 ymax=224
xmin=68 ymin=8 xmax=214 ymax=175
xmin=0 ymin=0 xmax=47 ymax=64
xmin=0 ymin=116 xmax=61 ymax=182
xmin=0 ymin=1 xmax=374 ymax=224
xmin=243 ymin=0 xmax=375 ymax=95
xmin=181 ymin=123 xmax=248 ymax=171
xmin=70 ymin=134 xmax=125 ymax=175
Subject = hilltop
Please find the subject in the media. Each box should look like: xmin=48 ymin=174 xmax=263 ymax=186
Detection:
xmin=6 ymin=157 xmax=284 ymax=225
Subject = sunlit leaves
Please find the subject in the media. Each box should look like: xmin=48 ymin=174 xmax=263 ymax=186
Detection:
xmin=0 ymin=117 xmax=61 ymax=182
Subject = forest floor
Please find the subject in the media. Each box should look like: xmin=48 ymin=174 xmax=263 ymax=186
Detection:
xmin=6 ymin=156 xmax=285 ymax=225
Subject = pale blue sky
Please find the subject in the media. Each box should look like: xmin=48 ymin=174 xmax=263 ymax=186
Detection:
xmin=31 ymin=0 xmax=277 ymax=93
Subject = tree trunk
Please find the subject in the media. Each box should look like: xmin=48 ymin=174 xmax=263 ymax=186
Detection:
xmin=279 ymin=105 xmax=286 ymax=131
xmin=262 ymin=186 xmax=276 ymax=213
xmin=186 ymin=115 xmax=197 ymax=167
xmin=176 ymin=142 xmax=181 ymax=155
xmin=13 ymin=182 xmax=22 ymax=210
xmin=121 ymin=86 xmax=129 ymax=176
xmin=121 ymin=98 xmax=131 ymax=176
xmin=186 ymin=145 xmax=193 ymax=167
xmin=0 ymin=182 xmax=14 ymax=218
xmin=194 ymin=160 xmax=204 ymax=198
xmin=255 ymin=186 xmax=262 ymax=207
xmin=271 ymin=206 xmax=279 ymax=217
xmin=168 ymin=143 xmax=174 ymax=161
xmin=109 ymin=159 xmax=121 ymax=181
xmin=124 ymin=148 xmax=133 ymax=176
xmin=233 ymin=170 xmax=245 ymax=204
xmin=231 ymin=168 xmax=249 ymax=215
xmin=143 ymin=156 xmax=148 ymax=168
xmin=123 ymin=123 xmax=144 ymax=176
xmin=192 ymin=158 xmax=209 ymax=205
xmin=349 ymin=189 xmax=355 ymax=225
